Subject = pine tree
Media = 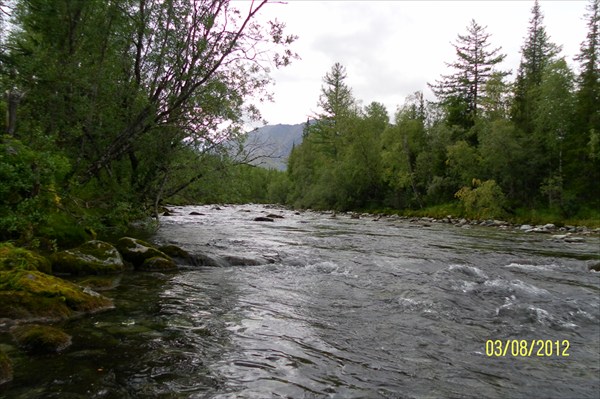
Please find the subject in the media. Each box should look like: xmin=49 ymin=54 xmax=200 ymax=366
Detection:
xmin=429 ymin=19 xmax=507 ymax=134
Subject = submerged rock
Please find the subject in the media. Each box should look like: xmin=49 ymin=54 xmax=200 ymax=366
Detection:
xmin=222 ymin=255 xmax=264 ymax=266
xmin=0 ymin=349 xmax=12 ymax=385
xmin=50 ymin=240 xmax=125 ymax=275
xmin=0 ymin=270 xmax=113 ymax=321
xmin=116 ymin=237 xmax=174 ymax=270
xmin=0 ymin=243 xmax=51 ymax=274
xmin=11 ymin=324 xmax=72 ymax=354
xmin=266 ymin=213 xmax=284 ymax=219
xmin=254 ymin=217 xmax=274 ymax=222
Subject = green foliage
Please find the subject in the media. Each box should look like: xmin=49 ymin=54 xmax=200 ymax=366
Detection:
xmin=455 ymin=179 xmax=507 ymax=219
xmin=0 ymin=136 xmax=70 ymax=240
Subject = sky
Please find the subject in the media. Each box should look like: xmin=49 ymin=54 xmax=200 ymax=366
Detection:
xmin=250 ymin=0 xmax=590 ymax=126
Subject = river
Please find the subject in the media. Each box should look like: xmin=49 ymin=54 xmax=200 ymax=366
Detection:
xmin=1 ymin=204 xmax=599 ymax=398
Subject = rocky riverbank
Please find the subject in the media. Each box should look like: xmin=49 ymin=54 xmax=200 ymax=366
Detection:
xmin=0 ymin=236 xmax=192 ymax=386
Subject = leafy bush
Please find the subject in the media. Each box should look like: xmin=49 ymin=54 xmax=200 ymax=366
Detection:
xmin=455 ymin=179 xmax=506 ymax=219
xmin=0 ymin=136 xmax=70 ymax=240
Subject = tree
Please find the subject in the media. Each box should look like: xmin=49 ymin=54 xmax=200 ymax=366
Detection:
xmin=307 ymin=62 xmax=356 ymax=158
xmin=567 ymin=0 xmax=600 ymax=205
xmin=429 ymin=19 xmax=507 ymax=133
xmin=512 ymin=0 xmax=561 ymax=132
xmin=5 ymin=0 xmax=297 ymax=204
xmin=381 ymin=93 xmax=428 ymax=208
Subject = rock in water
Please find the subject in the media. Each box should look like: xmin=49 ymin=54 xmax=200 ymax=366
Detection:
xmin=0 ymin=349 xmax=12 ymax=385
xmin=0 ymin=270 xmax=113 ymax=321
xmin=140 ymin=256 xmax=177 ymax=271
xmin=50 ymin=240 xmax=125 ymax=275
xmin=116 ymin=237 xmax=174 ymax=270
xmin=254 ymin=217 xmax=274 ymax=222
xmin=11 ymin=324 xmax=72 ymax=354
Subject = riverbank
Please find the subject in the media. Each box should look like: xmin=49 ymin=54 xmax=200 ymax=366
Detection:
xmin=0 ymin=235 xmax=195 ymax=388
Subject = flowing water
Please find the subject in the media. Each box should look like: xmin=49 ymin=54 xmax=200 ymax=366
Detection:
xmin=1 ymin=204 xmax=599 ymax=398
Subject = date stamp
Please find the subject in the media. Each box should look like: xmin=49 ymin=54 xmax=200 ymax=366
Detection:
xmin=485 ymin=339 xmax=570 ymax=357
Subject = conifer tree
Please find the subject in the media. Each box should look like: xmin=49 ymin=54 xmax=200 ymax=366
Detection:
xmin=511 ymin=0 xmax=561 ymax=132
xmin=567 ymin=0 xmax=600 ymax=205
xmin=429 ymin=19 xmax=507 ymax=134
xmin=308 ymin=62 xmax=356 ymax=157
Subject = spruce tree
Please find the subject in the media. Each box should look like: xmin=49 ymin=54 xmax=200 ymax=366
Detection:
xmin=567 ymin=0 xmax=600 ymax=206
xmin=511 ymin=0 xmax=561 ymax=132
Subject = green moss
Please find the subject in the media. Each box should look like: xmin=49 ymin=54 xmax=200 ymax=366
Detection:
xmin=76 ymin=275 xmax=121 ymax=291
xmin=11 ymin=324 xmax=72 ymax=354
xmin=116 ymin=237 xmax=173 ymax=269
xmin=0 ymin=348 xmax=12 ymax=385
xmin=139 ymin=256 xmax=177 ymax=272
xmin=0 ymin=270 xmax=113 ymax=321
xmin=50 ymin=240 xmax=124 ymax=275
xmin=159 ymin=244 xmax=191 ymax=260
xmin=0 ymin=242 xmax=52 ymax=274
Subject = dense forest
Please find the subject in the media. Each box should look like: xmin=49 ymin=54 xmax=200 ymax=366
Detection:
xmin=286 ymin=0 xmax=599 ymax=224
xmin=0 ymin=0 xmax=297 ymax=245
xmin=1 ymin=0 xmax=599 ymax=248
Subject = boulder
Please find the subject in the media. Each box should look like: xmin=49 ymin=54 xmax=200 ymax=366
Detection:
xmin=0 ymin=243 xmax=51 ymax=274
xmin=189 ymin=253 xmax=228 ymax=267
xmin=189 ymin=211 xmax=204 ymax=216
xmin=139 ymin=256 xmax=178 ymax=271
xmin=116 ymin=237 xmax=173 ymax=269
xmin=11 ymin=324 xmax=72 ymax=354
xmin=50 ymin=240 xmax=125 ymax=275
xmin=159 ymin=244 xmax=192 ymax=262
xmin=589 ymin=262 xmax=600 ymax=272
xmin=0 ymin=349 xmax=12 ymax=385
xmin=266 ymin=213 xmax=284 ymax=219
xmin=0 ymin=270 xmax=113 ymax=321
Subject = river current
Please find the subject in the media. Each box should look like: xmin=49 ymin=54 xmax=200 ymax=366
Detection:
xmin=2 ymin=204 xmax=599 ymax=398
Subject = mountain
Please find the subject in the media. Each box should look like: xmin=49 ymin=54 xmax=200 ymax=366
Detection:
xmin=242 ymin=123 xmax=305 ymax=170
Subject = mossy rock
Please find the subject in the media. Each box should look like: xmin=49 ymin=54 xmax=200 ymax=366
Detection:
xmin=0 ymin=348 xmax=12 ymax=385
xmin=11 ymin=324 xmax=72 ymax=354
xmin=0 ymin=270 xmax=113 ymax=321
xmin=116 ymin=237 xmax=173 ymax=269
xmin=158 ymin=245 xmax=193 ymax=264
xmin=0 ymin=243 xmax=51 ymax=274
xmin=139 ymin=256 xmax=178 ymax=272
xmin=50 ymin=240 xmax=125 ymax=275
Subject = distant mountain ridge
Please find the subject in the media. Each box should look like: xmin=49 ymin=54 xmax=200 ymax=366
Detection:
xmin=243 ymin=123 xmax=305 ymax=170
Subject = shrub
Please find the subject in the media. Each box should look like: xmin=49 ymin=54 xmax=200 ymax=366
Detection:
xmin=455 ymin=179 xmax=506 ymax=220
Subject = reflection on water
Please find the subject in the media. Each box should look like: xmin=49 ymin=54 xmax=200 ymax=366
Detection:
xmin=1 ymin=204 xmax=599 ymax=398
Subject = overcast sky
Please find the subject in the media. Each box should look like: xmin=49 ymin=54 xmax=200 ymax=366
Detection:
xmin=251 ymin=0 xmax=589 ymax=126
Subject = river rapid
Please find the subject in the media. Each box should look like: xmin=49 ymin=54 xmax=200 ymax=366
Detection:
xmin=1 ymin=204 xmax=599 ymax=398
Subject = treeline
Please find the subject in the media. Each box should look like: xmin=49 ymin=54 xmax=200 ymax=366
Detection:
xmin=284 ymin=1 xmax=599 ymax=222
xmin=0 ymin=0 xmax=296 ymax=245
